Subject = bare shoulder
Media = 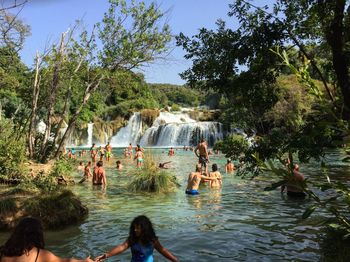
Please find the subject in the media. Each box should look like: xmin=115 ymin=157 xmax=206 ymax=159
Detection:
xmin=38 ymin=249 xmax=62 ymax=262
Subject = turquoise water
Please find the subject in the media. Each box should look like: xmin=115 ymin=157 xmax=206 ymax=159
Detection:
xmin=2 ymin=149 xmax=350 ymax=261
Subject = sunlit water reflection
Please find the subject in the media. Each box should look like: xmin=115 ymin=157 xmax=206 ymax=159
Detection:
xmin=1 ymin=149 xmax=349 ymax=261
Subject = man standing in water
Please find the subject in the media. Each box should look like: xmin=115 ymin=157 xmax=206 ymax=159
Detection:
xmin=281 ymin=164 xmax=306 ymax=198
xmin=186 ymin=164 xmax=216 ymax=195
xmin=105 ymin=142 xmax=112 ymax=162
xmin=93 ymin=161 xmax=107 ymax=187
xmin=194 ymin=139 xmax=209 ymax=173
xmin=90 ymin=143 xmax=97 ymax=164
xmin=79 ymin=161 xmax=92 ymax=183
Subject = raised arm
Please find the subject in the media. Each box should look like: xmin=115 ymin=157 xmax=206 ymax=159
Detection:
xmin=39 ymin=249 xmax=92 ymax=262
xmin=201 ymin=174 xmax=216 ymax=181
xmin=95 ymin=240 xmax=129 ymax=262
xmin=153 ymin=239 xmax=179 ymax=262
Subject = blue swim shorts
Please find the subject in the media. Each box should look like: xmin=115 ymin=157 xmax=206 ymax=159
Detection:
xmin=185 ymin=189 xmax=199 ymax=195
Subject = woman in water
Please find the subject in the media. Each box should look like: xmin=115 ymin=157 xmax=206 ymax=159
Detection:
xmin=0 ymin=217 xmax=92 ymax=262
xmin=95 ymin=215 xmax=178 ymax=262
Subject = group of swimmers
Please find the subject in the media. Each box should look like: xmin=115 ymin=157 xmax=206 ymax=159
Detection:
xmin=76 ymin=138 xmax=306 ymax=198
xmin=185 ymin=139 xmax=223 ymax=195
xmin=76 ymin=143 xmax=146 ymax=186
xmin=0 ymin=215 xmax=179 ymax=262
xmin=89 ymin=142 xmax=112 ymax=164
xmin=78 ymin=160 xmax=107 ymax=187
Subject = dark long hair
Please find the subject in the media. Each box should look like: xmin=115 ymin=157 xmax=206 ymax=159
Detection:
xmin=0 ymin=217 xmax=45 ymax=257
xmin=128 ymin=215 xmax=157 ymax=246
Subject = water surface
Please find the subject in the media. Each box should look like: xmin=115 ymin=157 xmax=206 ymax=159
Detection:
xmin=2 ymin=149 xmax=350 ymax=261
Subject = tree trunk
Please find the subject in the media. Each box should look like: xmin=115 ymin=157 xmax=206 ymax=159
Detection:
xmin=54 ymin=75 xmax=104 ymax=158
xmin=40 ymin=32 xmax=66 ymax=162
xmin=28 ymin=52 xmax=41 ymax=159
xmin=327 ymin=0 xmax=350 ymax=120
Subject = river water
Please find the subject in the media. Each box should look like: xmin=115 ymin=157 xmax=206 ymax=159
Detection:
xmin=2 ymin=149 xmax=350 ymax=261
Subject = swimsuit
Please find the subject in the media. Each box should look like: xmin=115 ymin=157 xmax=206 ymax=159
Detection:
xmin=137 ymin=158 xmax=143 ymax=163
xmin=106 ymin=151 xmax=111 ymax=157
xmin=287 ymin=191 xmax=306 ymax=198
xmin=186 ymin=189 xmax=199 ymax=195
xmin=199 ymin=156 xmax=207 ymax=167
xmin=131 ymin=242 xmax=154 ymax=262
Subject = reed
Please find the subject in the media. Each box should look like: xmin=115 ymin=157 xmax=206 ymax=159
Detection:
xmin=128 ymin=152 xmax=180 ymax=193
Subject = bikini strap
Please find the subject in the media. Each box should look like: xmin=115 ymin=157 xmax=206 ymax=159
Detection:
xmin=34 ymin=248 xmax=40 ymax=262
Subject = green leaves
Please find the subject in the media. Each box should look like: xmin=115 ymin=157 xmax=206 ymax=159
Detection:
xmin=264 ymin=179 xmax=287 ymax=191
xmin=302 ymin=205 xmax=317 ymax=219
xmin=98 ymin=0 xmax=171 ymax=70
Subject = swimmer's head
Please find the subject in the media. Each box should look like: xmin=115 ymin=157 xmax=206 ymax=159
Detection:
xmin=294 ymin=164 xmax=299 ymax=171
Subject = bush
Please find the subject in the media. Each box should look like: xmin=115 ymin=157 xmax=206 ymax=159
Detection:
xmin=0 ymin=118 xmax=26 ymax=179
xmin=50 ymin=157 xmax=76 ymax=178
xmin=0 ymin=198 xmax=17 ymax=214
xmin=170 ymin=103 xmax=181 ymax=112
xmin=214 ymin=134 xmax=249 ymax=160
xmin=24 ymin=190 xmax=88 ymax=229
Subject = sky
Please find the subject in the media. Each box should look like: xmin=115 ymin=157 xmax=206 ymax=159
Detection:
xmin=12 ymin=0 xmax=269 ymax=85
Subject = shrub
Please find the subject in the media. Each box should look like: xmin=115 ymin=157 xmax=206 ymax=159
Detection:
xmin=50 ymin=157 xmax=76 ymax=178
xmin=0 ymin=118 xmax=26 ymax=179
xmin=214 ymin=134 xmax=249 ymax=160
xmin=0 ymin=198 xmax=17 ymax=213
xmin=170 ymin=103 xmax=181 ymax=112
xmin=24 ymin=190 xmax=88 ymax=229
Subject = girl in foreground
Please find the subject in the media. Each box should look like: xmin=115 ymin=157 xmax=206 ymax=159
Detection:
xmin=95 ymin=215 xmax=179 ymax=262
xmin=0 ymin=217 xmax=92 ymax=262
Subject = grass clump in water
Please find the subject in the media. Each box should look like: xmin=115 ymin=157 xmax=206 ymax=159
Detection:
xmin=128 ymin=153 xmax=180 ymax=193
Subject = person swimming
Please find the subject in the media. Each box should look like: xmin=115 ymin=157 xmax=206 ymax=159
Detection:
xmin=95 ymin=215 xmax=179 ymax=262
xmin=185 ymin=164 xmax=216 ymax=195
xmin=116 ymin=160 xmax=123 ymax=170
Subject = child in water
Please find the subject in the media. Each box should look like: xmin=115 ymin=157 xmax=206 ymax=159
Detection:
xmin=95 ymin=215 xmax=178 ymax=262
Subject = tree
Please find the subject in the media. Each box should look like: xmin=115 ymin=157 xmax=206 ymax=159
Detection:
xmin=176 ymin=19 xmax=282 ymax=132
xmin=0 ymin=6 xmax=30 ymax=51
xmin=26 ymin=0 xmax=171 ymax=162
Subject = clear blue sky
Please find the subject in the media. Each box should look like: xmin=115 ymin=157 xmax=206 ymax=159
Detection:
xmin=17 ymin=0 xmax=271 ymax=85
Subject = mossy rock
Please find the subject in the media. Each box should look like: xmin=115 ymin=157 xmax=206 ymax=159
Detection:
xmin=24 ymin=190 xmax=88 ymax=229
xmin=140 ymin=109 xmax=160 ymax=127
xmin=0 ymin=190 xmax=88 ymax=230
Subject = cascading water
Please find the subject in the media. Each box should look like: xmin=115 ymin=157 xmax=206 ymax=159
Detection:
xmin=110 ymin=113 xmax=143 ymax=147
xmin=140 ymin=112 xmax=223 ymax=147
xmin=87 ymin=123 xmax=94 ymax=147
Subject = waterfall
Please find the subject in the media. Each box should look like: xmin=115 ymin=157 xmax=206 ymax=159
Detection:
xmin=140 ymin=112 xmax=223 ymax=147
xmin=109 ymin=111 xmax=224 ymax=147
xmin=87 ymin=122 xmax=94 ymax=147
xmin=110 ymin=113 xmax=142 ymax=147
